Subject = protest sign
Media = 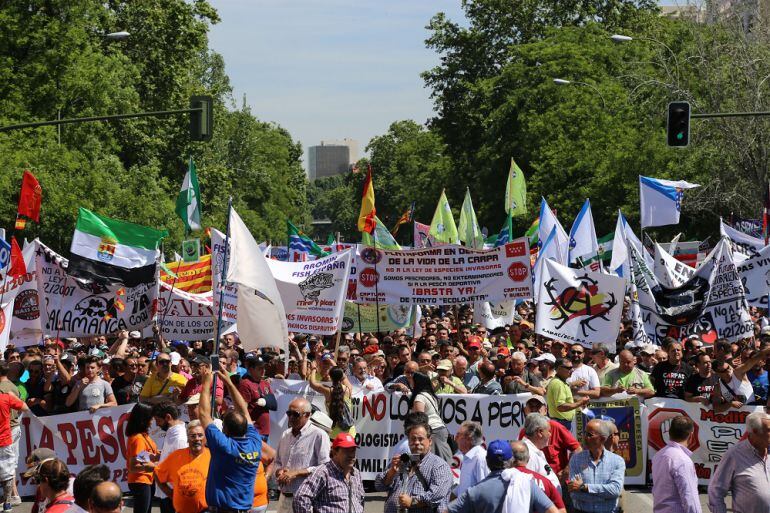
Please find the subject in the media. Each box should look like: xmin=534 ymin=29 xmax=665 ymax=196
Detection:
xmin=414 ymin=221 xmax=437 ymax=248
xmin=2 ymin=241 xmax=42 ymax=345
xmin=654 ymin=242 xmax=695 ymax=288
xmin=211 ymin=227 xmax=238 ymax=327
xmin=473 ymin=301 xmax=516 ymax=329
xmin=155 ymin=281 xmax=214 ymax=340
xmin=341 ymin=302 xmax=415 ymax=333
xmin=355 ymin=240 xmax=533 ymax=306
xmin=35 ymin=242 xmax=156 ymax=337
xmin=629 ymin=239 xmax=752 ymax=345
xmin=535 ymin=259 xmax=625 ymax=347
xmin=266 ymin=250 xmax=352 ymax=335
xmin=735 ymin=244 xmax=770 ymax=308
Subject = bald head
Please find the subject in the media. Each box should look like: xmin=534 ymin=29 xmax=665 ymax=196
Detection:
xmin=404 ymin=361 xmax=419 ymax=373
xmin=510 ymin=440 xmax=529 ymax=466
xmin=289 ymin=398 xmax=311 ymax=414
xmin=89 ymin=481 xmax=122 ymax=513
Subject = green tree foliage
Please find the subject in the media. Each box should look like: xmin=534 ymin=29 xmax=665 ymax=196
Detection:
xmin=0 ymin=0 xmax=310 ymax=255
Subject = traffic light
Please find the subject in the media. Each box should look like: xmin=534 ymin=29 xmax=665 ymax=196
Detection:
xmin=190 ymin=95 xmax=213 ymax=142
xmin=667 ymin=101 xmax=690 ymax=147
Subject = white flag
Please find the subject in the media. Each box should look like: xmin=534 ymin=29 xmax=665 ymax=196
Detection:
xmin=568 ymin=199 xmax=599 ymax=266
xmin=639 ymin=175 xmax=700 ymax=229
xmin=653 ymin=242 xmax=695 ymax=288
xmin=226 ymin=208 xmax=288 ymax=352
xmin=533 ymin=226 xmax=564 ymax=303
xmin=609 ymin=210 xmax=649 ymax=277
xmin=720 ymin=218 xmax=764 ymax=262
xmin=538 ymin=197 xmax=569 ymax=263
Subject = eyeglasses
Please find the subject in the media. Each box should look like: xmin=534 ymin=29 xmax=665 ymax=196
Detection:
xmin=560 ymin=365 xmax=574 ymax=370
xmin=570 ymin=350 xmax=584 ymax=355
xmin=157 ymin=359 xmax=171 ymax=365
xmin=286 ymin=410 xmax=305 ymax=418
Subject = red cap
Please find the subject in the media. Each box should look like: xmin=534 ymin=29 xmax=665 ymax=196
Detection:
xmin=363 ymin=345 xmax=379 ymax=355
xmin=497 ymin=346 xmax=510 ymax=357
xmin=332 ymin=432 xmax=358 ymax=449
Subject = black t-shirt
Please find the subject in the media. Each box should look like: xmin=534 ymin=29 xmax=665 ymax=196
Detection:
xmin=651 ymin=361 xmax=693 ymax=398
xmin=111 ymin=374 xmax=147 ymax=405
xmin=684 ymin=373 xmax=718 ymax=399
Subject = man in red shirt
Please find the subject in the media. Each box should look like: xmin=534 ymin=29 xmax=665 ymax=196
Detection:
xmin=177 ymin=355 xmax=224 ymax=411
xmin=0 ymin=362 xmax=29 ymax=509
xmin=237 ymin=353 xmax=274 ymax=440
xmin=510 ymin=441 xmax=566 ymax=513
xmin=518 ymin=395 xmax=581 ymax=476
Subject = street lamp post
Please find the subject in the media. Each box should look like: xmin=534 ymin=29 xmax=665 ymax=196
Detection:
xmin=610 ymin=33 xmax=680 ymax=89
xmin=104 ymin=31 xmax=131 ymax=40
xmin=552 ymin=78 xmax=607 ymax=108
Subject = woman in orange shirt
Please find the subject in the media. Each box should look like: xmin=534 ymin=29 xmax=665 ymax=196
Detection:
xmin=126 ymin=403 xmax=159 ymax=513
xmin=252 ymin=442 xmax=275 ymax=513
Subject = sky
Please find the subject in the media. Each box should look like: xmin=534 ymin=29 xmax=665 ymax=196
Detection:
xmin=207 ymin=0 xmax=466 ymax=171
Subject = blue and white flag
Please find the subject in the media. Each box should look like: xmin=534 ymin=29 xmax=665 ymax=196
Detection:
xmin=568 ymin=199 xmax=599 ymax=266
xmin=639 ymin=175 xmax=700 ymax=229
xmin=538 ymin=197 xmax=569 ymax=264
xmin=609 ymin=210 xmax=648 ymax=277
xmin=533 ymin=226 xmax=564 ymax=302
xmin=0 ymin=238 xmax=10 ymax=270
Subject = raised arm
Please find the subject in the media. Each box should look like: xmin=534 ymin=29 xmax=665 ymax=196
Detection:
xmin=216 ymin=370 xmax=252 ymax=424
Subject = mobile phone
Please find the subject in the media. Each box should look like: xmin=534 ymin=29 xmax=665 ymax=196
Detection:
xmin=210 ymin=355 xmax=220 ymax=371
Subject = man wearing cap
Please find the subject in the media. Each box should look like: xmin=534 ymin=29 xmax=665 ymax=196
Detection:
xmin=454 ymin=421 xmax=488 ymax=498
xmin=139 ymin=351 xmax=188 ymax=405
xmin=590 ymin=344 xmax=618 ymax=383
xmin=292 ymin=433 xmax=364 ymax=513
xmin=465 ymin=336 xmax=484 ymax=374
xmin=637 ymin=345 xmax=658 ymax=373
xmin=435 ymin=360 xmax=466 ymax=394
xmin=448 ymin=439 xmax=557 ymax=513
xmin=504 ymin=351 xmax=545 ymax=395
xmin=238 ymin=353 xmax=274 ymax=440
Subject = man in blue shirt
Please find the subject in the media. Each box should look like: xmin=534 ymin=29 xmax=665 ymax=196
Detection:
xmin=199 ymin=366 xmax=265 ymax=512
xmin=567 ymin=419 xmax=625 ymax=513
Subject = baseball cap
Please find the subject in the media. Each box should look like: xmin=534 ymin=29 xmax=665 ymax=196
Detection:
xmin=169 ymin=352 xmax=181 ymax=366
xmin=129 ymin=331 xmax=141 ymax=339
xmin=245 ymin=353 xmax=267 ymax=365
xmin=191 ymin=354 xmax=211 ymax=366
xmin=466 ymin=340 xmax=481 ymax=350
xmin=185 ymin=393 xmax=201 ymax=406
xmin=331 ymin=432 xmax=358 ymax=449
xmin=640 ymin=345 xmax=657 ymax=355
xmin=436 ymin=359 xmax=452 ymax=371
xmin=486 ymin=439 xmax=513 ymax=464
xmin=22 ymin=448 xmax=57 ymax=477
xmin=533 ymin=353 xmax=556 ymax=364
xmin=526 ymin=395 xmax=547 ymax=406
xmin=496 ymin=347 xmax=510 ymax=358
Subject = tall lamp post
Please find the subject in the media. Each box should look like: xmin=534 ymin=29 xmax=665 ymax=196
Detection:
xmin=552 ymin=78 xmax=607 ymax=108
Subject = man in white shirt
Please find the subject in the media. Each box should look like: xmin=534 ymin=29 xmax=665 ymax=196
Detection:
xmin=347 ymin=358 xmax=383 ymax=392
xmin=522 ymin=413 xmax=561 ymax=491
xmin=567 ymin=344 xmax=601 ymax=399
xmin=152 ymin=401 xmax=188 ymax=513
xmin=454 ymin=421 xmax=488 ymax=498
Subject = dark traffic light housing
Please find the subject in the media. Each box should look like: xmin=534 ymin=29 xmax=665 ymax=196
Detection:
xmin=190 ymin=95 xmax=213 ymax=142
xmin=667 ymin=101 xmax=690 ymax=147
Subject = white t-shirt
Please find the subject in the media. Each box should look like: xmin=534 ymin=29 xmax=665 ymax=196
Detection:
xmin=154 ymin=422 xmax=188 ymax=498
xmin=523 ymin=437 xmax=561 ymax=491
xmin=568 ymin=364 xmax=601 ymax=392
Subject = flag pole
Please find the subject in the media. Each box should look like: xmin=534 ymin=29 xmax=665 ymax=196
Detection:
xmin=211 ymin=197 xmax=233 ymax=416
xmin=356 ymin=303 xmax=364 ymax=342
xmin=372 ymin=228 xmax=381 ymax=335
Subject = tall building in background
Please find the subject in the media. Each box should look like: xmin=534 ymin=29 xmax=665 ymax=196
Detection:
xmin=308 ymin=139 xmax=358 ymax=180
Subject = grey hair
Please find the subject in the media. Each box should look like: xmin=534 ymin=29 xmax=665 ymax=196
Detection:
xmin=589 ymin=420 xmax=611 ymax=439
xmin=459 ymin=421 xmax=483 ymax=446
xmin=511 ymin=351 xmax=527 ymax=362
xmin=454 ymin=356 xmax=467 ymax=366
xmin=187 ymin=420 xmax=202 ymax=431
xmin=338 ymin=345 xmax=350 ymax=354
xmin=510 ymin=440 xmax=529 ymax=464
xmin=593 ymin=343 xmax=611 ymax=355
xmin=524 ymin=413 xmax=550 ymax=438
xmin=291 ymin=398 xmax=312 ymax=413
xmin=746 ymin=411 xmax=770 ymax=434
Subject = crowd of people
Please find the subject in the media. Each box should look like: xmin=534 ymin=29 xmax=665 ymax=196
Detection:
xmin=1 ymin=300 xmax=770 ymax=512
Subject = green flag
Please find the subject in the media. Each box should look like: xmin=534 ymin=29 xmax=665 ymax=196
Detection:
xmin=525 ymin=217 xmax=540 ymax=246
xmin=362 ymin=216 xmax=401 ymax=250
xmin=175 ymin=157 xmax=201 ymax=232
xmin=287 ymin=220 xmax=328 ymax=258
xmin=326 ymin=233 xmax=335 ymax=246
xmin=429 ymin=189 xmax=459 ymax=244
xmin=458 ymin=188 xmax=484 ymax=249
xmin=505 ymin=157 xmax=527 ymax=216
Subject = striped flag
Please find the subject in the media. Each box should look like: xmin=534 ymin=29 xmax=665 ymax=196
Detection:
xmin=160 ymin=254 xmax=213 ymax=293
xmin=391 ymin=202 xmax=415 ymax=236
xmin=357 ymin=164 xmax=376 ymax=234
xmin=287 ymin=220 xmax=328 ymax=261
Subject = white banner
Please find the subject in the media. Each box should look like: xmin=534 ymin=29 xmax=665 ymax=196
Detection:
xmin=355 ymin=240 xmax=533 ymax=306
xmin=720 ymin=219 xmax=764 ymax=262
xmin=156 ymin=281 xmax=214 ymax=340
xmin=341 ymin=302 xmax=415 ymax=333
xmin=473 ymin=301 xmax=516 ymax=330
xmin=629 ymin=239 xmax=752 ymax=345
xmin=266 ymin=250 xmax=352 ymax=335
xmin=211 ymin=228 xmax=238 ymax=328
xmin=654 ymin=242 xmax=695 ymax=288
xmin=735 ymin=245 xmax=770 ymax=308
xmin=3 ymin=241 xmax=42 ymax=345
xmin=35 ymin=242 xmax=157 ymax=338
xmin=535 ymin=259 xmax=625 ymax=347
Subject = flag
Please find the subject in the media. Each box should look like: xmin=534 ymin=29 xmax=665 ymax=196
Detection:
xmin=68 ymin=208 xmax=167 ymax=286
xmin=16 ymin=170 xmax=42 ymax=230
xmin=532 ymin=226 xmax=564 ymax=303
xmin=609 ymin=210 xmax=647 ymax=277
xmin=160 ymin=254 xmax=212 ymax=293
xmin=0 ymin=239 xmax=11 ymax=270
xmin=175 ymin=157 xmax=202 ymax=232
xmin=414 ymin=221 xmax=436 ymax=248
xmin=391 ymin=202 xmax=415 ymax=236
xmin=494 ymin=211 xmax=514 ymax=247
xmin=639 ymin=175 xmax=700 ymax=229
xmin=227 ymin=207 xmax=288 ymax=352
xmin=505 ymin=157 xmax=527 ymax=216
xmin=538 ymin=198 xmax=568 ymax=264
xmin=357 ymin=164 xmax=376 ymax=233
xmin=458 ymin=188 xmax=484 ymax=249
xmin=326 ymin=233 xmax=335 ymax=246
xmin=429 ymin=190 xmax=459 ymax=244
xmin=525 ymin=217 xmax=540 ymax=246
xmin=362 ymin=216 xmax=401 ymax=250
xmin=287 ymin=220 xmax=328 ymax=261
xmin=8 ymin=238 xmax=25 ymax=278
xmin=568 ymin=199 xmax=599 ymax=266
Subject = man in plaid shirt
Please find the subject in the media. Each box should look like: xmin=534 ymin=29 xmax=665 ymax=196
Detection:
xmin=292 ymin=432 xmax=365 ymax=513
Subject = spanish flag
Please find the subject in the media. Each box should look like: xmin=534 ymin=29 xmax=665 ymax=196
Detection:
xmin=357 ymin=164 xmax=376 ymax=234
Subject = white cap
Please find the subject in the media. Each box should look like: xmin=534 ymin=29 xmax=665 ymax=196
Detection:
xmin=129 ymin=331 xmax=141 ymax=339
xmin=170 ymin=352 xmax=181 ymax=365
xmin=533 ymin=353 xmax=556 ymax=363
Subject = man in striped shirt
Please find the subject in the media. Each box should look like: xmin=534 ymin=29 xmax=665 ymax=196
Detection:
xmin=293 ymin=433 xmax=365 ymax=513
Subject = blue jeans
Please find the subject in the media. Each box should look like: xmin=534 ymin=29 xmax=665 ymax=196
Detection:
xmin=128 ymin=483 xmax=154 ymax=513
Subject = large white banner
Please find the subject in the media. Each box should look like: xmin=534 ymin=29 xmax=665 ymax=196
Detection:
xmin=473 ymin=301 xmax=516 ymax=330
xmin=535 ymin=259 xmax=625 ymax=347
xmin=155 ymin=281 xmax=214 ymax=340
xmin=2 ymin=241 xmax=42 ymax=345
xmin=266 ymin=250 xmax=352 ymax=335
xmin=35 ymin=242 xmax=156 ymax=338
xmin=653 ymin=242 xmax=695 ymax=288
xmin=720 ymin=219 xmax=764 ymax=262
xmin=355 ymin=240 xmax=533 ymax=306
xmin=629 ymin=239 xmax=753 ymax=345
xmin=735 ymin=245 xmax=770 ymax=308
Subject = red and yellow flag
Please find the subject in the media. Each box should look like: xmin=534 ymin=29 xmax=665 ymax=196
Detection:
xmin=357 ymin=164 xmax=376 ymax=234
xmin=160 ymin=254 xmax=212 ymax=293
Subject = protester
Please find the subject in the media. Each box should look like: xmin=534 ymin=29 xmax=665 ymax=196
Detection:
xmin=409 ymin=372 xmax=453 ymax=463
xmin=110 ymin=356 xmax=145 ymax=405
xmin=65 ymin=357 xmax=116 ymax=413
xmin=68 ymin=465 xmax=110 ymax=513
xmin=472 ymin=361 xmax=502 ymax=395
xmin=567 ymin=419 xmax=625 ymax=513
xmin=590 ymin=344 xmax=618 ymax=382
xmin=521 ymin=413 xmax=561 ymax=491
xmin=454 ymin=421 xmax=488 ymax=498
xmin=546 ymin=358 xmax=589 ymax=429
xmin=650 ymin=339 xmax=692 ymax=399
xmin=292 ymin=432 xmax=364 ymax=513
xmin=435 ymin=359 xmax=467 ymax=394
xmin=709 ymin=411 xmax=770 ymax=513
xmin=453 ymin=356 xmax=479 ymax=391
xmin=87 ymin=482 xmax=123 ymax=513
xmin=348 ymin=357 xmax=384 ymax=391
xmin=567 ymin=344 xmax=601 ymax=399
xmin=520 ymin=395 xmax=581 ymax=477
xmin=154 ymin=421 xmax=209 ymax=513
xmin=375 ymin=419 xmax=453 ymax=513
xmin=308 ymin=363 xmax=355 ymax=438
xmin=712 ymin=350 xmax=770 ymax=411
xmin=651 ymin=415 xmax=701 ymax=513
xmin=139 ymin=352 xmax=187 ymax=404
xmin=27 ymin=459 xmax=74 ymax=513
xmin=447 ymin=439 xmax=557 ymax=513
xmin=683 ymin=352 xmax=717 ymax=405
xmin=237 ymin=353 xmax=274 ymax=440
xmin=509 ymin=440 xmax=567 ymax=513
xmin=504 ymin=351 xmax=544 ymax=395
xmin=178 ymin=354 xmax=224 ymax=411
xmin=125 ymin=403 xmax=159 ymax=513
xmin=274 ymin=397 xmax=331 ymax=513
xmin=151 ymin=402 xmax=188 ymax=513
xmin=600 ymin=350 xmax=655 ymax=399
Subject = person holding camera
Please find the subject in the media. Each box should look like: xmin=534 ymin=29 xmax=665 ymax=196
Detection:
xmin=374 ymin=419 xmax=453 ymax=513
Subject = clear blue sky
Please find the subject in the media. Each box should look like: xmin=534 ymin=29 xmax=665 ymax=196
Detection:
xmin=207 ymin=0 xmax=466 ymax=170
xmin=207 ymin=1 xmax=674 ymax=171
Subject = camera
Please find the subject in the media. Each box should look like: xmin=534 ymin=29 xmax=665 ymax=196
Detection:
xmin=399 ymin=452 xmax=421 ymax=472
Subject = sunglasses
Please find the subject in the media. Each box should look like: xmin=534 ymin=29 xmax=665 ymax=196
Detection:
xmin=157 ymin=359 xmax=171 ymax=365
xmin=560 ymin=365 xmax=574 ymax=370
xmin=570 ymin=350 xmax=584 ymax=355
xmin=286 ymin=410 xmax=306 ymax=418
